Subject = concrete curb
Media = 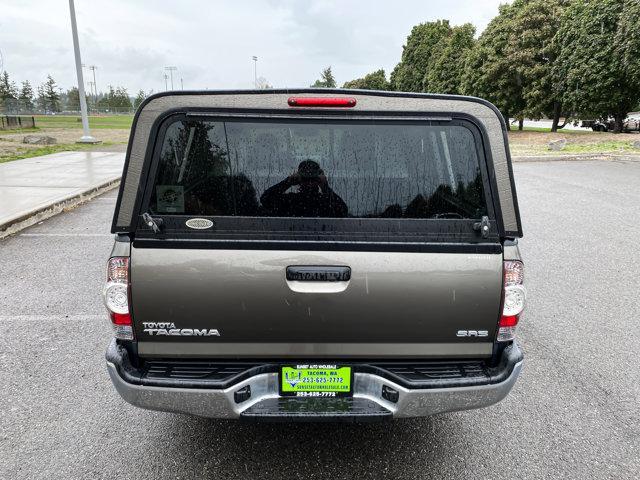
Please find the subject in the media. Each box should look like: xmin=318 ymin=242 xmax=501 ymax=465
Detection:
xmin=0 ymin=178 xmax=120 ymax=239
xmin=513 ymin=153 xmax=640 ymax=162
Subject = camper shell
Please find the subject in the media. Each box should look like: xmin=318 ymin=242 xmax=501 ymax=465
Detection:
xmin=104 ymin=89 xmax=524 ymax=421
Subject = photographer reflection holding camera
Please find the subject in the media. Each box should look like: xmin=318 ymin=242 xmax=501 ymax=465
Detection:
xmin=260 ymin=160 xmax=348 ymax=218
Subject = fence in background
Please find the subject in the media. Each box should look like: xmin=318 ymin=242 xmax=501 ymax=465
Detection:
xmin=0 ymin=115 xmax=36 ymax=130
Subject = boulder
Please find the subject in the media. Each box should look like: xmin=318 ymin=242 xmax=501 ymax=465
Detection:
xmin=632 ymin=140 xmax=640 ymax=150
xmin=22 ymin=135 xmax=57 ymax=145
xmin=548 ymin=138 xmax=567 ymax=151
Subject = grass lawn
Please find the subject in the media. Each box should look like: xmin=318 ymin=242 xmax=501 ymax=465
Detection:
xmin=0 ymin=142 xmax=120 ymax=164
xmin=0 ymin=114 xmax=131 ymax=163
xmin=32 ymin=114 xmax=134 ymax=129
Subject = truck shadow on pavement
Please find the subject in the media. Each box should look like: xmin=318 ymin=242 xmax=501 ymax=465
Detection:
xmin=163 ymin=413 xmax=469 ymax=478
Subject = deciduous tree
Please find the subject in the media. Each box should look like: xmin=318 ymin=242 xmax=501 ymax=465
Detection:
xmin=390 ymin=20 xmax=451 ymax=92
xmin=553 ymin=0 xmax=640 ymax=133
xmin=424 ymin=23 xmax=475 ymax=95
xmin=461 ymin=4 xmax=524 ymax=129
xmin=342 ymin=69 xmax=390 ymax=90
xmin=507 ymin=0 xmax=571 ymax=132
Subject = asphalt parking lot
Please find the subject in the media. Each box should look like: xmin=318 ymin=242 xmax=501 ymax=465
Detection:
xmin=1 ymin=159 xmax=639 ymax=479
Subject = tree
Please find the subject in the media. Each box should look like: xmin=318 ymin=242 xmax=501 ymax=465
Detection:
xmin=133 ymin=89 xmax=147 ymax=109
xmin=424 ymin=23 xmax=476 ymax=95
xmin=461 ymin=4 xmax=525 ymax=129
xmin=504 ymin=0 xmax=572 ymax=132
xmin=311 ymin=67 xmax=336 ymax=88
xmin=19 ymin=81 xmax=35 ymax=111
xmin=616 ymin=0 xmax=640 ymax=114
xmin=43 ymin=75 xmax=61 ymax=112
xmin=65 ymin=87 xmax=89 ymax=111
xmin=0 ymin=71 xmax=19 ymax=111
xmin=97 ymin=86 xmax=132 ymax=111
xmin=390 ymin=20 xmax=451 ymax=92
xmin=553 ymin=0 xmax=640 ymax=133
xmin=255 ymin=77 xmax=272 ymax=89
xmin=342 ymin=69 xmax=390 ymax=90
xmin=36 ymin=85 xmax=47 ymax=112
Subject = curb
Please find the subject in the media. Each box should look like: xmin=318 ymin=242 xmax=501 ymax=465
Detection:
xmin=512 ymin=153 xmax=640 ymax=162
xmin=0 ymin=178 xmax=121 ymax=239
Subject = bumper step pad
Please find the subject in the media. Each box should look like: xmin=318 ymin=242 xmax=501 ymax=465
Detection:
xmin=240 ymin=397 xmax=392 ymax=423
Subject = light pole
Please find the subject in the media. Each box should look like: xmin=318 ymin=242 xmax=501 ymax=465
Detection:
xmin=68 ymin=0 xmax=98 ymax=143
xmin=88 ymin=65 xmax=98 ymax=105
xmin=163 ymin=73 xmax=169 ymax=91
xmin=164 ymin=66 xmax=177 ymax=90
xmin=82 ymin=64 xmax=98 ymax=108
xmin=252 ymin=56 xmax=258 ymax=89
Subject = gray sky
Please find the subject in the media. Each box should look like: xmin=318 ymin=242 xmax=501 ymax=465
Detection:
xmin=1 ymin=0 xmax=510 ymax=94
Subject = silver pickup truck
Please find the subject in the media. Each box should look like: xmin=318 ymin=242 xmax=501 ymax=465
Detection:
xmin=104 ymin=90 xmax=525 ymax=421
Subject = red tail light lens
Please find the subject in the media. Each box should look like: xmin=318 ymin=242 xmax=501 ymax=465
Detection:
xmin=497 ymin=261 xmax=526 ymax=342
xmin=102 ymin=257 xmax=133 ymax=340
xmin=287 ymin=97 xmax=357 ymax=107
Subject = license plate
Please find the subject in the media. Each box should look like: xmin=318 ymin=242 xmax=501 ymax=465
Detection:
xmin=280 ymin=364 xmax=352 ymax=397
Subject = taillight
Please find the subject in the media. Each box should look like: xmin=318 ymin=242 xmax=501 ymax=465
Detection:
xmin=102 ymin=257 xmax=133 ymax=340
xmin=497 ymin=260 xmax=526 ymax=342
xmin=287 ymin=97 xmax=357 ymax=107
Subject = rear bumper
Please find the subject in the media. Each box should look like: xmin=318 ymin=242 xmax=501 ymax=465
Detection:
xmin=106 ymin=340 xmax=523 ymax=420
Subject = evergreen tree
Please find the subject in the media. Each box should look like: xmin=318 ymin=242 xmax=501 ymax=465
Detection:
xmin=43 ymin=75 xmax=61 ymax=112
xmin=311 ymin=67 xmax=336 ymax=88
xmin=19 ymin=80 xmax=35 ymax=111
xmin=133 ymin=89 xmax=147 ymax=110
xmin=36 ymin=85 xmax=47 ymax=112
xmin=66 ymin=87 xmax=84 ymax=111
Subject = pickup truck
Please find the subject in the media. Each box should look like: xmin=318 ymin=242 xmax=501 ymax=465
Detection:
xmin=104 ymin=89 xmax=525 ymax=421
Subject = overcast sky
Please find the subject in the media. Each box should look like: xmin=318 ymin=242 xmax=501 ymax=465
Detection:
xmin=1 ymin=0 xmax=510 ymax=94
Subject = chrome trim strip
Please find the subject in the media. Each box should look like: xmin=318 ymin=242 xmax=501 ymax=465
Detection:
xmin=136 ymin=342 xmax=494 ymax=358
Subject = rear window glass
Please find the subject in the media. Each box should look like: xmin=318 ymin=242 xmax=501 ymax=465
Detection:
xmin=149 ymin=119 xmax=487 ymax=221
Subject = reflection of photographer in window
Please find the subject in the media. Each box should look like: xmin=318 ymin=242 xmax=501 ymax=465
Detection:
xmin=260 ymin=160 xmax=348 ymax=217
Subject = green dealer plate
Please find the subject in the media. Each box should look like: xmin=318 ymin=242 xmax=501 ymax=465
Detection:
xmin=280 ymin=365 xmax=352 ymax=397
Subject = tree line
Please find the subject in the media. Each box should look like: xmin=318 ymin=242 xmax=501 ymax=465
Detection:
xmin=0 ymin=72 xmax=149 ymax=114
xmin=315 ymin=0 xmax=640 ymax=132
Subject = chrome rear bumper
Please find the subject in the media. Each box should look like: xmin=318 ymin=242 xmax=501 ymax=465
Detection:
xmin=106 ymin=341 xmax=523 ymax=420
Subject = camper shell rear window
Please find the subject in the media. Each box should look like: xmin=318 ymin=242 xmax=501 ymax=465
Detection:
xmin=138 ymin=115 xmax=497 ymax=244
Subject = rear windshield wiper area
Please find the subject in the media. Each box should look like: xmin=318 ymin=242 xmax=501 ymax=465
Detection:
xmin=141 ymin=213 xmax=164 ymax=234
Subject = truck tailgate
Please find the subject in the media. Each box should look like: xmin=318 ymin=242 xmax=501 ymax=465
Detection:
xmin=130 ymin=247 xmax=502 ymax=358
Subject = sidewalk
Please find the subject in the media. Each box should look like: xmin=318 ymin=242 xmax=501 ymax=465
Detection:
xmin=0 ymin=151 xmax=124 ymax=234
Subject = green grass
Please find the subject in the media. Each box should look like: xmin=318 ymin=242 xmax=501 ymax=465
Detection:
xmin=0 ymin=127 xmax=41 ymax=134
xmin=32 ymin=114 xmax=134 ymax=129
xmin=0 ymin=142 xmax=119 ymax=164
xmin=559 ymin=140 xmax=638 ymax=154
xmin=517 ymin=126 xmax=595 ymax=135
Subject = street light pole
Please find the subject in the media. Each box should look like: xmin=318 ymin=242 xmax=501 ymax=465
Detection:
xmin=252 ymin=56 xmax=258 ymax=89
xmin=68 ymin=0 xmax=98 ymax=143
xmin=164 ymin=66 xmax=177 ymax=90
xmin=89 ymin=65 xmax=98 ymax=106
xmin=163 ymin=73 xmax=169 ymax=91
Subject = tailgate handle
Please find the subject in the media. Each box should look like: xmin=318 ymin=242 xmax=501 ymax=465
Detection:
xmin=286 ymin=266 xmax=351 ymax=282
